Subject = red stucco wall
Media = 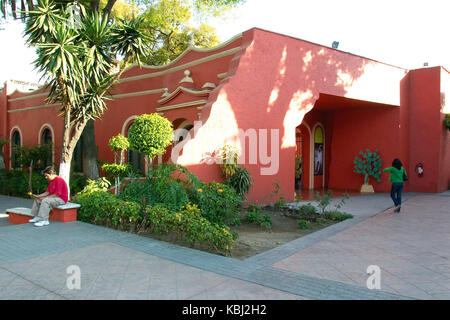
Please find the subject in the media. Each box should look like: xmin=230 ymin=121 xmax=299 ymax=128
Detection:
xmin=182 ymin=28 xmax=407 ymax=202
xmin=406 ymin=67 xmax=447 ymax=193
xmin=1 ymin=28 xmax=448 ymax=204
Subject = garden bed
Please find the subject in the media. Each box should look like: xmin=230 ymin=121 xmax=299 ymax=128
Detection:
xmin=73 ymin=164 xmax=353 ymax=259
xmin=229 ymin=208 xmax=337 ymax=259
xmin=139 ymin=206 xmax=352 ymax=259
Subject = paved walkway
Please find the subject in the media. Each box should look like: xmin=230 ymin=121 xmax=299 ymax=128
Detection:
xmin=0 ymin=192 xmax=449 ymax=300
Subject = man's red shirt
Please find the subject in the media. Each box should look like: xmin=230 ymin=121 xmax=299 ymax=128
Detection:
xmin=46 ymin=176 xmax=69 ymax=203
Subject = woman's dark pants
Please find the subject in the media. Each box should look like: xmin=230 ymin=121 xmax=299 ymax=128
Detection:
xmin=390 ymin=182 xmax=404 ymax=211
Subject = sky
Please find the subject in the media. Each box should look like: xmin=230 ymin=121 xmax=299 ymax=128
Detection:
xmin=0 ymin=0 xmax=448 ymax=86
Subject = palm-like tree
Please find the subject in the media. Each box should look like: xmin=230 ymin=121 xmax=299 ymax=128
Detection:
xmin=1 ymin=0 xmax=117 ymax=20
xmin=24 ymin=0 xmax=150 ymax=193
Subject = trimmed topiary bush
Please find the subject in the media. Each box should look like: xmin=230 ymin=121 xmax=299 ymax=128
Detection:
xmin=127 ymin=114 xmax=173 ymax=172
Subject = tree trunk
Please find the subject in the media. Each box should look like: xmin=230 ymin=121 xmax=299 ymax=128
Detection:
xmin=364 ymin=174 xmax=369 ymax=185
xmin=60 ymin=107 xmax=89 ymax=199
xmin=90 ymin=0 xmax=100 ymax=12
xmin=82 ymin=119 xmax=100 ymax=180
xmin=102 ymin=0 xmax=117 ymax=15
xmin=80 ymin=56 xmax=132 ymax=182
xmin=28 ymin=160 xmax=33 ymax=192
xmin=11 ymin=0 xmax=17 ymax=19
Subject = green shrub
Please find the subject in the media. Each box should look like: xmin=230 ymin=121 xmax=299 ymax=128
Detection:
xmin=192 ymin=182 xmax=240 ymax=226
xmin=324 ymin=211 xmax=353 ymax=221
xmin=70 ymin=173 xmax=87 ymax=196
xmin=73 ymin=191 xmax=142 ymax=231
xmin=0 ymin=169 xmax=47 ymax=197
xmin=316 ymin=217 xmax=326 ymax=225
xmin=259 ymin=213 xmax=272 ymax=229
xmin=78 ymin=177 xmax=111 ymax=195
xmin=244 ymin=204 xmax=272 ymax=229
xmin=298 ymin=204 xmax=317 ymax=215
xmin=146 ymin=203 xmax=235 ymax=255
xmin=12 ymin=144 xmax=52 ymax=170
xmin=119 ymin=178 xmax=149 ymax=207
xmin=120 ymin=164 xmax=195 ymax=211
xmin=314 ymin=190 xmax=333 ymax=214
xmin=101 ymin=163 xmax=131 ymax=180
xmin=444 ymin=114 xmax=450 ymax=131
xmin=120 ymin=163 xmax=241 ymax=226
xmin=297 ymin=219 xmax=310 ymax=229
xmin=225 ymin=165 xmax=253 ymax=199
xmin=270 ymin=180 xmax=285 ymax=207
xmin=244 ymin=210 xmax=260 ymax=223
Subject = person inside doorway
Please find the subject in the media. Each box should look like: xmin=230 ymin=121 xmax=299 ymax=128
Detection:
xmin=28 ymin=166 xmax=69 ymax=227
xmin=314 ymin=144 xmax=323 ymax=175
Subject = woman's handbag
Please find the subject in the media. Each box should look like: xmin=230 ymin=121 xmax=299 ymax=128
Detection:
xmin=403 ymin=171 xmax=408 ymax=181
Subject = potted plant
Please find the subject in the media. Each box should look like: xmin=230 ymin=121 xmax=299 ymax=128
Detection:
xmin=353 ymin=149 xmax=382 ymax=193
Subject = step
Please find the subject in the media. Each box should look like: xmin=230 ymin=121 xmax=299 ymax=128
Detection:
xmin=6 ymin=202 xmax=80 ymax=224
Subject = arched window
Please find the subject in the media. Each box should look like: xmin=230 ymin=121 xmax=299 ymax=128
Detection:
xmin=177 ymin=124 xmax=193 ymax=143
xmin=41 ymin=128 xmax=52 ymax=168
xmin=12 ymin=130 xmax=21 ymax=169
xmin=314 ymin=126 xmax=324 ymax=176
xmin=126 ymin=123 xmax=145 ymax=175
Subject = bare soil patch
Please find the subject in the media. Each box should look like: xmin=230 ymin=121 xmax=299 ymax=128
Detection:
xmin=140 ymin=208 xmax=342 ymax=259
xmin=229 ymin=209 xmax=335 ymax=259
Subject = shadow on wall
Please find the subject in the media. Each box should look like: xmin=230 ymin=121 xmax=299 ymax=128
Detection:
xmin=212 ymin=29 xmax=371 ymax=201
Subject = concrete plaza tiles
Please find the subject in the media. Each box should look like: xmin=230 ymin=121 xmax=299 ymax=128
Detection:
xmin=0 ymin=192 xmax=448 ymax=300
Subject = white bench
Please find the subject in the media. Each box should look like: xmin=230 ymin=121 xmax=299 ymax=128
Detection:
xmin=7 ymin=202 xmax=80 ymax=224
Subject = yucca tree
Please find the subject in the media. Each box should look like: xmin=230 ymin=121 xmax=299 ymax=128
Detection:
xmin=24 ymin=0 xmax=150 ymax=195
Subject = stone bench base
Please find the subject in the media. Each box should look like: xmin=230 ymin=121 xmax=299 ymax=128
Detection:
xmin=7 ymin=203 xmax=80 ymax=224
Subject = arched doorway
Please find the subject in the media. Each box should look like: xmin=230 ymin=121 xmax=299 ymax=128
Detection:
xmin=170 ymin=119 xmax=194 ymax=162
xmin=313 ymin=124 xmax=325 ymax=189
xmin=295 ymin=130 xmax=303 ymax=190
xmin=295 ymin=123 xmax=311 ymax=191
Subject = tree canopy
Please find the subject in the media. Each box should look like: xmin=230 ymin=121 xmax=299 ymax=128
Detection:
xmin=23 ymin=0 xmax=151 ymax=189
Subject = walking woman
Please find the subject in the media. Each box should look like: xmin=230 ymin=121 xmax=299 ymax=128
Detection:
xmin=383 ymin=158 xmax=407 ymax=213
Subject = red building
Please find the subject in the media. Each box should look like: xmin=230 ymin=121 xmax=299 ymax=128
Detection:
xmin=1 ymin=28 xmax=449 ymax=202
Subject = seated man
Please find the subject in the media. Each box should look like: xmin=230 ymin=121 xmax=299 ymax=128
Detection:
xmin=29 ymin=166 xmax=69 ymax=227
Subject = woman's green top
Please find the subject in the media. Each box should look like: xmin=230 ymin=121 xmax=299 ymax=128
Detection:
xmin=383 ymin=167 xmax=406 ymax=183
